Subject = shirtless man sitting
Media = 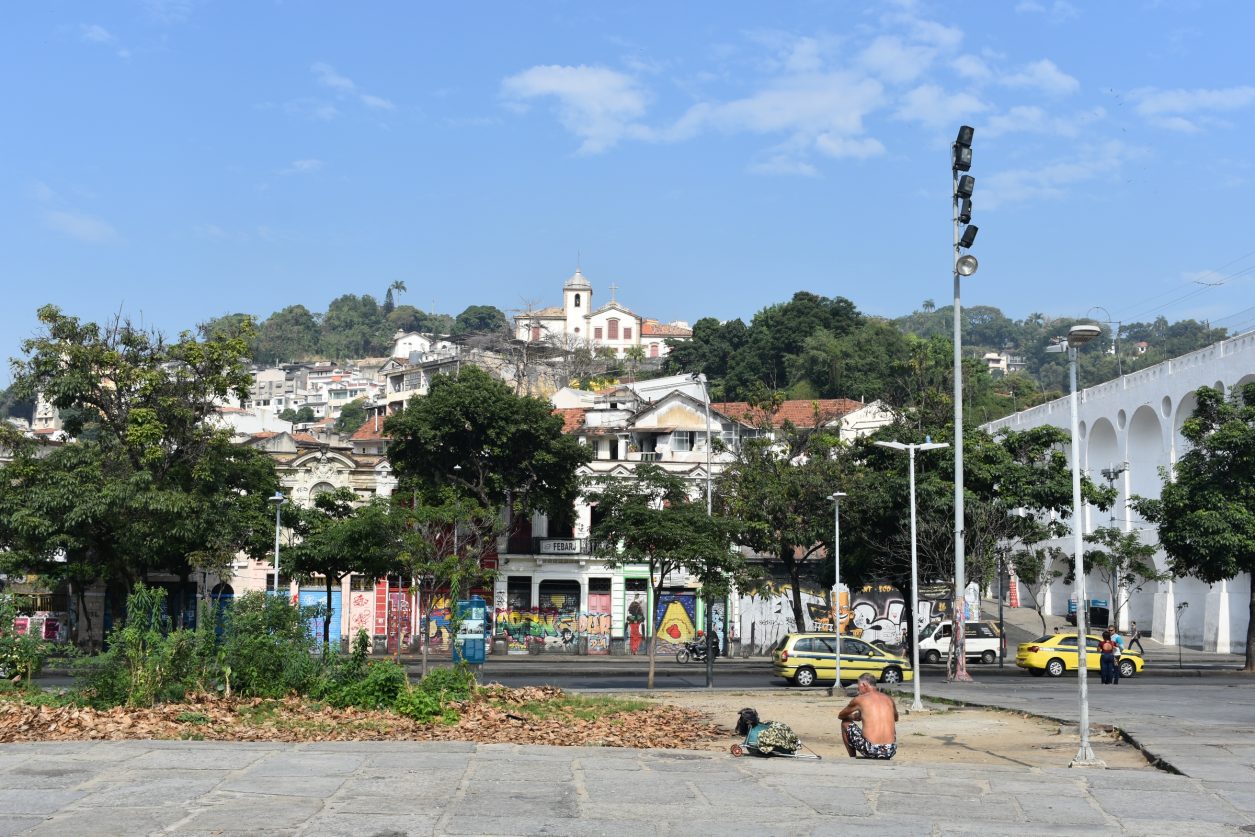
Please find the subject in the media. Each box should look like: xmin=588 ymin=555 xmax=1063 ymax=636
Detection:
xmin=838 ymin=673 xmax=899 ymax=759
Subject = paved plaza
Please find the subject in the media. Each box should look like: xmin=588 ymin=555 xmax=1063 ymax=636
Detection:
xmin=1 ymin=717 xmax=1253 ymax=836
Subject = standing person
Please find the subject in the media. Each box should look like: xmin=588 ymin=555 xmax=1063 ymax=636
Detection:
xmin=1109 ymin=626 xmax=1123 ymax=685
xmin=838 ymin=673 xmax=898 ymax=759
xmin=1098 ymin=630 xmax=1118 ymax=685
xmin=1128 ymin=621 xmax=1146 ymax=655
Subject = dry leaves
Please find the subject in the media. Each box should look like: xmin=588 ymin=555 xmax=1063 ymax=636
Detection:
xmin=0 ymin=688 xmax=728 ymax=749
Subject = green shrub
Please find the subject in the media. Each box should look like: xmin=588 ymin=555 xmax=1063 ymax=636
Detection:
xmin=325 ymin=659 xmax=408 ymax=710
xmin=393 ymin=686 xmax=458 ymax=725
xmin=419 ymin=665 xmax=477 ymax=702
xmin=80 ymin=585 xmax=197 ymax=708
xmin=217 ymin=592 xmax=321 ymax=698
xmin=0 ymin=595 xmax=50 ymax=682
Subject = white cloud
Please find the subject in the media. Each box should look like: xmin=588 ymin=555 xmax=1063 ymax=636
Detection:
xmin=667 ymin=71 xmax=884 ymax=149
xmin=42 ymin=209 xmax=118 ymax=244
xmin=283 ymin=98 xmax=339 ymax=121
xmin=1002 ymin=59 xmax=1079 ymax=96
xmin=79 ymin=23 xmax=130 ymax=59
xmin=1014 ymin=1 xmax=1079 ymax=22
xmin=982 ymin=105 xmax=1105 ymax=138
xmin=359 ymin=94 xmax=395 ymax=111
xmin=143 ymin=0 xmax=197 ymax=23
xmin=858 ymin=36 xmax=937 ymax=84
xmin=951 ymin=55 xmax=991 ymax=81
xmin=312 ymin=62 xmax=356 ymax=93
xmin=893 ymin=84 xmax=987 ymax=128
xmin=281 ymin=159 xmax=326 ymax=175
xmin=814 ymin=134 xmax=886 ymax=159
xmin=981 ymin=141 xmax=1142 ymax=208
xmin=310 ymin=62 xmax=396 ymax=113
xmin=1130 ymin=85 xmax=1255 ymax=131
xmin=501 ymin=65 xmax=650 ymax=154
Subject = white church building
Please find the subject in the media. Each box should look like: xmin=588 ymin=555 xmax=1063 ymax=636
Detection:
xmin=513 ymin=268 xmax=692 ymax=359
xmin=984 ymin=330 xmax=1255 ymax=654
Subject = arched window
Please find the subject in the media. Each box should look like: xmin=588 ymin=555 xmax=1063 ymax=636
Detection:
xmin=574 ymin=293 xmax=581 ymax=308
xmin=608 ymin=318 xmax=619 ymax=339
xmin=650 ymin=343 xmax=659 ymax=358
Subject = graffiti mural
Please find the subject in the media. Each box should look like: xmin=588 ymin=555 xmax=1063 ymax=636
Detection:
xmin=737 ymin=579 xmax=830 ymax=655
xmin=423 ymin=596 xmax=452 ymax=649
xmin=492 ymin=607 xmax=612 ymax=654
xmin=349 ymin=592 xmax=372 ymax=637
xmin=654 ymin=591 xmax=697 ymax=653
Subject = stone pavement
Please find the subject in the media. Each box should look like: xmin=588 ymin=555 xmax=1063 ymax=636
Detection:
xmin=1 ymin=737 xmax=1253 ymax=836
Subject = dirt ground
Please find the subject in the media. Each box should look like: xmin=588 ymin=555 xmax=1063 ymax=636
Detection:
xmin=643 ymin=689 xmax=1152 ymax=769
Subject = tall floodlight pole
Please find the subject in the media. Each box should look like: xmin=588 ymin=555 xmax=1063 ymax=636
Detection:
xmin=876 ymin=440 xmax=948 ymax=711
xmin=269 ymin=491 xmax=286 ymax=596
xmin=951 ymin=125 xmax=979 ymax=682
xmin=1048 ymin=323 xmax=1104 ymax=767
xmin=830 ymin=492 xmax=847 ymax=696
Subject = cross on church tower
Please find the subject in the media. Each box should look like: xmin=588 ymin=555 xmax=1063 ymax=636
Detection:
xmin=607 ymin=282 xmax=619 ymax=303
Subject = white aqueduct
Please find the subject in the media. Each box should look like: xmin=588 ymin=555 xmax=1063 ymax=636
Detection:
xmin=984 ymin=330 xmax=1255 ymax=654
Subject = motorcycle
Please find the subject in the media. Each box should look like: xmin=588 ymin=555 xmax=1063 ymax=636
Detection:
xmin=676 ymin=637 xmax=720 ymax=664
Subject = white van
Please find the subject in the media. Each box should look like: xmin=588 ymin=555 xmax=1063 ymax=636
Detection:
xmin=917 ymin=621 xmax=1004 ymax=664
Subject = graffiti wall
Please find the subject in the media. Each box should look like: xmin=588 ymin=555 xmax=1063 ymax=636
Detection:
xmin=654 ymin=591 xmax=697 ymax=653
xmin=737 ymin=577 xmax=943 ymax=655
xmin=492 ymin=607 xmax=611 ymax=654
xmin=737 ymin=579 xmax=830 ymax=655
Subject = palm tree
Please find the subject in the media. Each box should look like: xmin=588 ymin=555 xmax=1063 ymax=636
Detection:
xmin=384 ymin=280 xmax=407 ymax=314
xmin=922 ymin=298 xmax=936 ymax=313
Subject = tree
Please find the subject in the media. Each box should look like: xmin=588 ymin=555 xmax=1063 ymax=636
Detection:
xmin=1136 ymin=383 xmax=1255 ymax=671
xmin=715 ymin=401 xmax=848 ymax=632
xmin=590 ymin=465 xmax=737 ymax=688
xmin=285 ymin=489 xmax=406 ymax=647
xmin=1013 ymin=544 xmax=1066 ymax=635
xmin=383 ymin=280 xmax=407 ymax=315
xmin=254 ymin=305 xmax=321 ymax=364
xmin=452 ymin=305 xmax=508 ymax=337
xmin=321 ymin=294 xmax=387 ymax=359
xmin=334 ymin=399 xmax=369 ymax=436
xmin=2 ymin=306 xmax=279 ymax=640
xmin=384 ymin=365 xmax=588 ymax=535
xmin=1082 ymin=526 xmax=1165 ymax=629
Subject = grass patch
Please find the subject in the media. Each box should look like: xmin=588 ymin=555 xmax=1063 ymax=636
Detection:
xmin=235 ymin=700 xmax=280 ymax=724
xmin=492 ymin=693 xmax=653 ymax=721
xmin=175 ymin=711 xmax=210 ymax=725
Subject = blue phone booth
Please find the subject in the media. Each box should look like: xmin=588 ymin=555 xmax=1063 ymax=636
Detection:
xmin=453 ymin=596 xmax=487 ymax=665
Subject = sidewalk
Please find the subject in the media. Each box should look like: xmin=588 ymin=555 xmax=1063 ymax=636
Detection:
xmin=1 ymin=738 xmax=1251 ymax=836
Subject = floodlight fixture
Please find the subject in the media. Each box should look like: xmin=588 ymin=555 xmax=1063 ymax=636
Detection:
xmin=958 ymin=197 xmax=972 ymax=224
xmin=1067 ymin=323 xmax=1103 ymax=348
xmin=956 ymin=125 xmax=974 ymax=147
xmin=955 ymin=254 xmax=978 ymax=276
xmin=958 ymin=225 xmax=979 ymax=249
xmin=956 ymin=175 xmax=975 ymax=199
xmin=953 ymin=143 xmax=972 ymax=172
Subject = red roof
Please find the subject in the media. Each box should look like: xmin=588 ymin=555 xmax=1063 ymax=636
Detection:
xmin=641 ymin=320 xmax=692 ymax=338
xmin=250 ymin=431 xmax=279 ymax=440
xmin=350 ymin=417 xmax=389 ymax=442
xmin=712 ymin=399 xmax=864 ymax=428
xmin=554 ymin=408 xmax=587 ymax=433
xmin=292 ymin=432 xmax=321 ymax=446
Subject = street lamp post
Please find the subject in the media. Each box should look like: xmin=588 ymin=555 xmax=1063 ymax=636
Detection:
xmin=269 ymin=491 xmax=286 ymax=596
xmin=952 ymin=125 xmax=979 ymax=682
xmin=1048 ymin=323 xmax=1104 ymax=767
xmin=830 ymin=491 xmax=847 ymax=696
xmin=876 ymin=440 xmax=948 ymax=711
xmin=694 ymin=373 xmax=716 ymax=688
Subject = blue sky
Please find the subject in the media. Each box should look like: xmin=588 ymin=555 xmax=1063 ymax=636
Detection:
xmin=5 ymin=1 xmax=1255 ymax=383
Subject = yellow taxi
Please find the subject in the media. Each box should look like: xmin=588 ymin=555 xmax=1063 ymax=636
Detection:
xmin=771 ymin=632 xmax=915 ymax=687
xmin=1015 ymin=633 xmax=1145 ymax=679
